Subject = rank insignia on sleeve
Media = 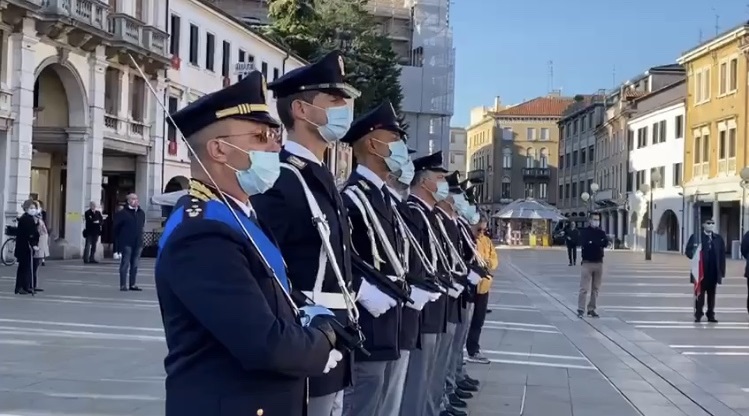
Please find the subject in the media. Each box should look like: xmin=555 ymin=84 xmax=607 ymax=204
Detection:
xmin=287 ymin=155 xmax=307 ymax=169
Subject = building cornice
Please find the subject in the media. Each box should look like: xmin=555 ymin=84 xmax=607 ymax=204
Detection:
xmin=677 ymin=25 xmax=748 ymax=64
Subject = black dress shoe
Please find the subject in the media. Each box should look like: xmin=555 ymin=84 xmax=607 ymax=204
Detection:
xmin=33 ymin=288 xmax=43 ymax=292
xmin=456 ymin=379 xmax=478 ymax=392
xmin=463 ymin=375 xmax=480 ymax=386
xmin=448 ymin=393 xmax=467 ymax=408
xmin=120 ymin=286 xmax=128 ymax=291
xmin=129 ymin=286 xmax=142 ymax=291
xmin=694 ymin=316 xmax=702 ymax=323
xmin=15 ymin=289 xmax=31 ymax=295
xmin=707 ymin=316 xmax=718 ymax=323
xmin=447 ymin=408 xmax=467 ymax=416
xmin=454 ymin=388 xmax=473 ymax=399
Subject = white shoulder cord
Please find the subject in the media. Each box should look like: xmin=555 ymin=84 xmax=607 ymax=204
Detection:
xmin=433 ymin=212 xmax=469 ymax=276
xmin=457 ymin=223 xmax=488 ymax=268
xmin=343 ymin=185 xmax=406 ymax=281
xmin=408 ymin=202 xmax=450 ymax=273
xmin=342 ymin=187 xmax=386 ymax=269
xmin=279 ymin=163 xmax=359 ymax=323
xmin=394 ymin=204 xmax=438 ymax=276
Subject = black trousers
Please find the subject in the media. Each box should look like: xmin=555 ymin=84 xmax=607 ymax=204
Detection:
xmin=466 ymin=292 xmax=489 ymax=355
xmin=14 ymin=253 xmax=33 ymax=293
xmin=695 ymin=279 xmax=717 ymax=318
xmin=567 ymin=245 xmax=577 ymax=264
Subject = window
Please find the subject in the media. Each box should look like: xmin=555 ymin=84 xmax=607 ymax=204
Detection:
xmin=449 ymin=154 xmax=455 ymax=163
xmin=572 ymin=150 xmax=578 ymax=166
xmin=188 ymin=24 xmax=199 ymax=66
xmin=237 ymin=49 xmax=246 ymax=82
xmin=205 ymin=33 xmax=215 ymax=71
xmin=627 ymin=129 xmax=634 ymax=150
xmin=502 ymin=127 xmax=513 ymax=140
xmin=539 ymin=183 xmax=547 ymax=199
xmin=675 ymin=115 xmax=683 ymax=139
xmin=658 ymin=120 xmax=666 ymax=143
xmin=501 ymin=177 xmax=511 ymax=199
xmin=167 ymin=96 xmax=179 ymax=142
xmin=695 ymin=67 xmax=711 ymax=104
xmin=571 ymin=183 xmax=577 ymax=198
xmin=539 ymin=148 xmax=548 ymax=168
xmin=719 ymin=61 xmax=727 ymax=95
xmin=524 ymin=183 xmax=535 ymax=198
xmin=580 ymin=148 xmax=586 ymax=164
xmin=169 ymin=14 xmax=181 ymax=56
xmin=129 ymin=75 xmax=145 ymax=122
xmin=730 ymin=58 xmax=738 ymax=92
xmin=673 ymin=163 xmax=682 ymax=186
xmin=221 ymin=41 xmax=231 ymax=77
xmin=261 ymin=61 xmax=268 ymax=79
xmin=588 ymin=114 xmax=593 ymax=129
xmin=635 ymin=170 xmax=646 ymax=191
xmin=540 ymin=128 xmax=549 ymax=140
xmin=718 ymin=129 xmax=727 ymax=160
xmin=651 ymin=122 xmax=659 ymax=145
xmin=564 ymin=184 xmax=570 ymax=199
xmin=525 ymin=147 xmax=535 ymax=168
xmin=637 ymin=127 xmax=648 ymax=148
xmin=565 ymin=152 xmax=570 ymax=168
xmin=588 ymin=145 xmax=594 ymax=162
xmin=559 ymin=185 xmax=564 ymax=201
xmin=502 ymin=147 xmax=512 ymax=168
xmin=273 ymin=67 xmax=280 ymax=81
xmin=693 ymin=129 xmax=709 ymax=177
xmin=651 ymin=166 xmax=665 ymax=188
xmin=526 ymin=127 xmax=536 ymax=141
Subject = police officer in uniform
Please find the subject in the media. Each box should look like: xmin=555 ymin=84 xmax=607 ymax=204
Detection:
xmin=156 ymin=71 xmax=343 ymax=416
xmin=253 ymin=50 xmax=359 ymax=416
xmin=403 ymin=151 xmax=455 ymax=416
xmin=342 ymin=101 xmax=440 ymax=416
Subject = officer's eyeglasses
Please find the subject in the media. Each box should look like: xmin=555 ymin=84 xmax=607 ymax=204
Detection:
xmin=217 ymin=128 xmax=282 ymax=145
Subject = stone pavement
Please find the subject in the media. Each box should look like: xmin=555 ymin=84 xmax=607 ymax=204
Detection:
xmin=2 ymin=252 xmax=747 ymax=415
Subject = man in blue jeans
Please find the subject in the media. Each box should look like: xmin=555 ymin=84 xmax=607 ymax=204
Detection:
xmin=113 ymin=193 xmax=145 ymax=291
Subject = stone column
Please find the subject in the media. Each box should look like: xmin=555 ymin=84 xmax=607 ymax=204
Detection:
xmin=136 ymin=73 xmax=166 ymax=229
xmin=712 ymin=198 xmax=720 ymax=232
xmin=616 ymin=209 xmax=624 ymax=241
xmin=88 ymin=47 xmax=107 ymax=260
xmin=608 ymin=212 xmax=615 ymax=236
xmin=62 ymin=131 xmax=89 ymax=258
xmin=118 ymin=68 xmax=130 ymax=131
xmin=5 ymin=19 xmax=37 ymax=231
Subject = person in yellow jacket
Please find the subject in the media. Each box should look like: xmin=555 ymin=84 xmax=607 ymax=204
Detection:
xmin=466 ymin=217 xmax=498 ymax=364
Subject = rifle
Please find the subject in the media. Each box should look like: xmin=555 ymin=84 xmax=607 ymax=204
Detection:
xmin=352 ymin=253 xmax=414 ymax=305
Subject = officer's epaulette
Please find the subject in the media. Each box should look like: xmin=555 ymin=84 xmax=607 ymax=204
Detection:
xmin=357 ymin=180 xmax=370 ymax=191
xmin=287 ymin=155 xmax=307 ymax=170
xmin=184 ymin=180 xmax=218 ymax=220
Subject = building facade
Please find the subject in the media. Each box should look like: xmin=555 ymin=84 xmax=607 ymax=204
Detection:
xmin=625 ymin=81 xmax=686 ymax=252
xmin=211 ymin=0 xmax=456 ymax=156
xmin=448 ymin=127 xmax=466 ymax=177
xmin=0 ymin=0 xmax=170 ymax=258
xmin=678 ymin=23 xmax=749 ymax=248
xmin=592 ymin=64 xmax=684 ymax=243
xmin=466 ymin=94 xmax=572 ymax=219
xmin=557 ymin=95 xmax=605 ymax=222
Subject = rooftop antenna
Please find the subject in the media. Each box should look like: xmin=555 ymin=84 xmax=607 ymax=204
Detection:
xmin=548 ymin=60 xmax=554 ymax=93
xmin=713 ymin=8 xmax=719 ymax=36
xmin=612 ymin=65 xmax=616 ymax=88
xmin=699 ymin=28 xmax=703 ymax=42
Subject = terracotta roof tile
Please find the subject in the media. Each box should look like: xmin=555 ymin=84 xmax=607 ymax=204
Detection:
xmin=623 ymin=90 xmax=647 ymax=99
xmin=493 ymin=96 xmax=575 ymax=117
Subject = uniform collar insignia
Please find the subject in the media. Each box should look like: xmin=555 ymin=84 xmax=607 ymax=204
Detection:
xmin=287 ymin=155 xmax=307 ymax=169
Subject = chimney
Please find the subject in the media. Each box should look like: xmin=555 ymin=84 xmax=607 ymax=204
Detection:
xmin=494 ymin=96 xmax=501 ymax=111
xmin=548 ymin=89 xmax=562 ymax=97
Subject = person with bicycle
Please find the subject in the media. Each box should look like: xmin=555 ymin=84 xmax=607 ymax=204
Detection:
xmin=14 ymin=199 xmax=40 ymax=295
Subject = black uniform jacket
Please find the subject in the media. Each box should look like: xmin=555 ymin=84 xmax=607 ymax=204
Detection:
xmin=390 ymin=190 xmax=422 ymax=351
xmin=434 ymin=207 xmax=465 ymax=324
xmin=457 ymin=217 xmax=478 ymax=304
xmin=342 ymin=170 xmax=402 ymax=362
xmin=407 ymin=195 xmax=447 ymax=334
xmin=253 ymin=148 xmax=353 ymax=396
xmin=14 ymin=213 xmax=39 ymax=259
xmin=156 ymin=193 xmax=332 ymax=416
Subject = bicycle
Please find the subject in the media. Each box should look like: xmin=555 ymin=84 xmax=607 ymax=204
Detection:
xmin=2 ymin=221 xmax=18 ymax=266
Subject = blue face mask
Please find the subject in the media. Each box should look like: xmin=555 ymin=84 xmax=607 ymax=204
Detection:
xmin=376 ymin=139 xmax=410 ymax=173
xmin=468 ymin=207 xmax=480 ymax=225
xmin=433 ymin=180 xmax=449 ymax=202
xmin=397 ymin=160 xmax=415 ymax=185
xmin=305 ymin=102 xmax=353 ymax=143
xmin=223 ymin=142 xmax=281 ymax=196
xmin=452 ymin=194 xmax=471 ymax=218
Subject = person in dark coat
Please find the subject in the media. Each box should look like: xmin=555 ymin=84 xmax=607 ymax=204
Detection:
xmin=113 ymin=193 xmax=145 ymax=291
xmin=741 ymin=230 xmax=749 ymax=315
xmin=83 ymin=201 xmax=103 ymax=264
xmin=686 ymin=218 xmax=725 ymax=323
xmin=252 ymin=50 xmax=360 ymax=416
xmin=157 ymin=70 xmax=340 ymax=416
xmin=14 ymin=199 xmax=40 ymax=295
xmin=565 ymin=222 xmax=580 ymax=265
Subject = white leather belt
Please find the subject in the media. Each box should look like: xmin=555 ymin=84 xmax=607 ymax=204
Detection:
xmin=302 ymin=291 xmax=348 ymax=310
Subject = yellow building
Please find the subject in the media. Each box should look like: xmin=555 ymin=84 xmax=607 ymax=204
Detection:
xmin=677 ymin=22 xmax=749 ymax=243
xmin=466 ymin=94 xmax=573 ymax=218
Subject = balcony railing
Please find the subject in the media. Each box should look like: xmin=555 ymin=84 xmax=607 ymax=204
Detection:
xmin=108 ymin=13 xmax=142 ymax=47
xmin=41 ymin=0 xmax=108 ymax=31
xmin=142 ymin=26 xmax=169 ymax=58
xmin=522 ymin=167 xmax=550 ymax=179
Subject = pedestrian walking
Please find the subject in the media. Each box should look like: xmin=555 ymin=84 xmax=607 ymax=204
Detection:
xmin=741 ymin=230 xmax=749 ymax=315
xmin=113 ymin=193 xmax=145 ymax=291
xmin=565 ymin=222 xmax=580 ymax=266
xmin=32 ymin=209 xmax=49 ymax=292
xmin=686 ymin=218 xmax=725 ymax=323
xmin=466 ymin=216 xmax=497 ymax=364
xmin=577 ymin=213 xmax=609 ymax=318
xmin=14 ymin=199 xmax=39 ymax=295
xmin=83 ymin=201 xmax=103 ymax=263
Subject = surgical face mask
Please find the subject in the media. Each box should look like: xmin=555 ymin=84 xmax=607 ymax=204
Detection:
xmin=590 ymin=220 xmax=600 ymax=228
xmin=468 ymin=208 xmax=480 ymax=225
xmin=452 ymin=194 xmax=471 ymax=218
xmin=303 ymin=102 xmax=353 ymax=143
xmin=432 ymin=180 xmax=449 ymax=202
xmin=222 ymin=141 xmax=281 ymax=196
xmin=26 ymin=208 xmax=38 ymax=216
xmin=704 ymin=223 xmax=715 ymax=233
xmin=374 ymin=139 xmax=410 ymax=173
xmin=397 ymin=160 xmax=415 ymax=185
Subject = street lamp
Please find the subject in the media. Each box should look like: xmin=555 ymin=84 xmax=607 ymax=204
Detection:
xmin=640 ymin=170 xmax=661 ymax=261
xmin=740 ymin=167 xmax=749 ymax=236
xmin=579 ymin=182 xmax=600 ymax=216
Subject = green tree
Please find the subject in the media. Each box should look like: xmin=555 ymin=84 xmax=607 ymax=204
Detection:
xmin=265 ymin=0 xmax=406 ymax=126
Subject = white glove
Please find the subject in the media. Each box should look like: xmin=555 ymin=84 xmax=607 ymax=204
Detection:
xmin=406 ymin=286 xmax=432 ymax=311
xmin=357 ymin=279 xmax=397 ymax=317
xmin=323 ymin=349 xmax=344 ymax=374
xmin=467 ymin=270 xmax=481 ymax=285
xmin=448 ymin=283 xmax=464 ymax=299
xmin=428 ymin=290 xmax=442 ymax=302
xmin=32 ymin=246 xmax=39 ymax=251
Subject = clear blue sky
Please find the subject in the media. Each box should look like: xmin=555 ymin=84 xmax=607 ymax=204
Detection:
xmin=450 ymin=0 xmax=748 ymax=128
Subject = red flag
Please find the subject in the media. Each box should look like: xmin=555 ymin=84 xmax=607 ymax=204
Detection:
xmin=691 ymin=243 xmax=704 ymax=297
